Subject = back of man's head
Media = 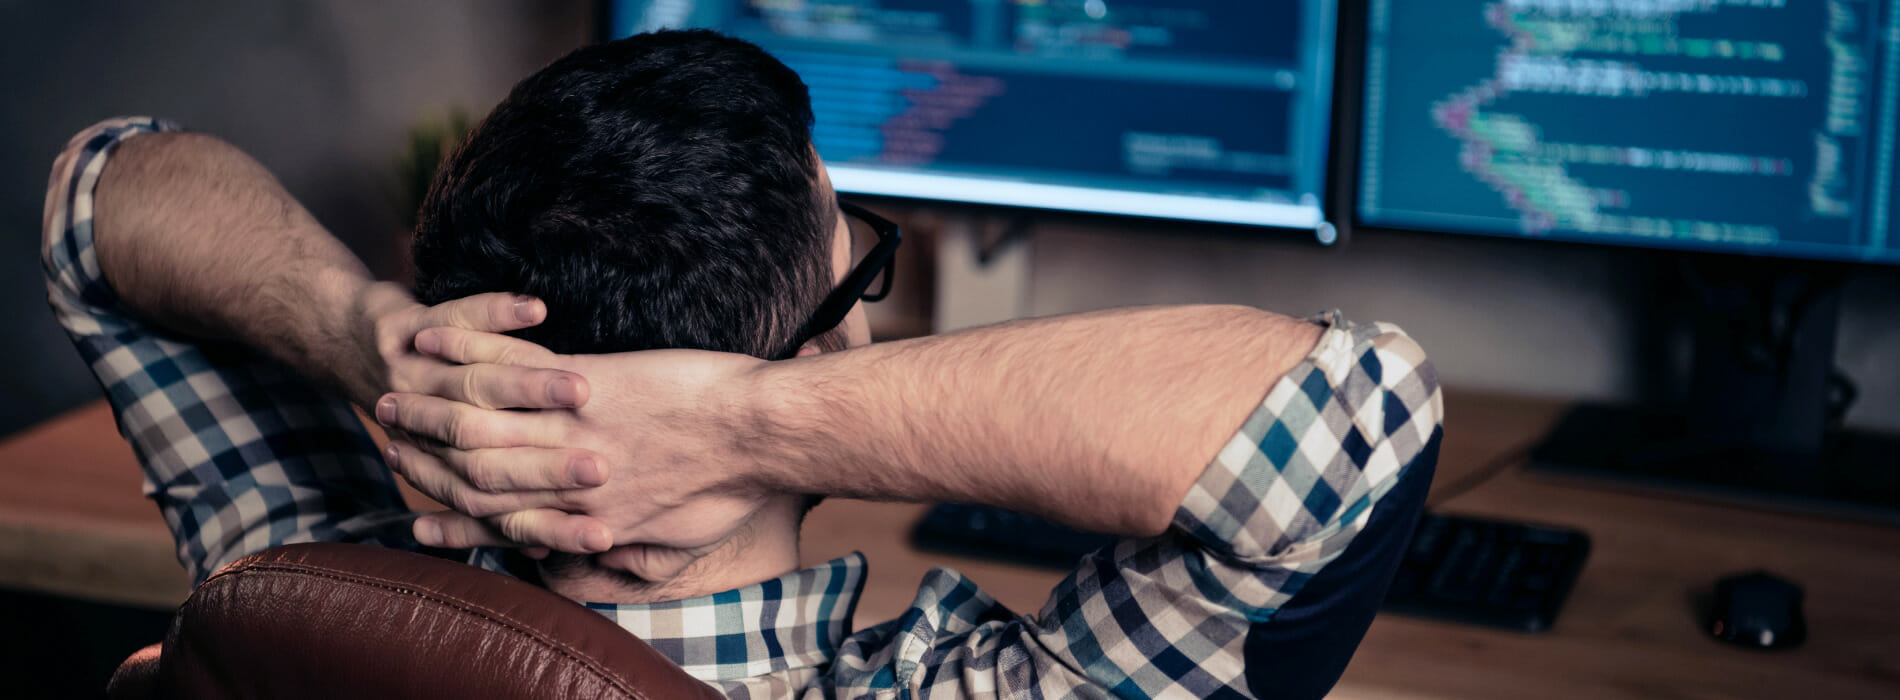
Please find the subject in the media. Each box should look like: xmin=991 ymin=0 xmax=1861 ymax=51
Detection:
xmin=413 ymin=29 xmax=837 ymax=359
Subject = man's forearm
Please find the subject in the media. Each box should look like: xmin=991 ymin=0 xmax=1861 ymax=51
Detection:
xmin=746 ymin=305 xmax=1322 ymax=536
xmin=90 ymin=131 xmax=385 ymax=406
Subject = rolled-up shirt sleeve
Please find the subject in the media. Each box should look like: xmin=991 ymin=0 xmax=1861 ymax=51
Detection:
xmin=41 ymin=117 xmax=416 ymax=586
xmin=1026 ymin=312 xmax=1442 ymax=697
xmin=821 ymin=312 xmax=1442 ymax=699
xmin=1172 ymin=313 xmax=1440 ymax=604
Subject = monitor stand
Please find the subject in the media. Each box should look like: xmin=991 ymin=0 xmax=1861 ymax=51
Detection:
xmin=1528 ymin=259 xmax=1900 ymax=525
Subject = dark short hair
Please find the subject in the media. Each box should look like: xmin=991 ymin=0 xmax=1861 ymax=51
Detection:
xmin=412 ymin=29 xmax=838 ymax=359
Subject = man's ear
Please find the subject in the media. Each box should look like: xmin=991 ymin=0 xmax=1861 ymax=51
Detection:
xmin=794 ymin=328 xmax=851 ymax=359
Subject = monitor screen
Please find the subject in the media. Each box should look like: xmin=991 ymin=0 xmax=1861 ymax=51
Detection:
xmin=605 ymin=1 xmax=1340 ymax=233
xmin=1354 ymin=0 xmax=1900 ymax=265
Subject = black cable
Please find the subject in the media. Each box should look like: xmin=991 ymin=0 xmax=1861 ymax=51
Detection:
xmin=1769 ymin=271 xmax=1860 ymax=426
xmin=1828 ymin=369 xmax=1860 ymax=423
xmin=975 ymin=215 xmax=1036 ymax=266
xmin=1425 ymin=443 xmax=1536 ymax=509
xmin=1680 ymin=261 xmax=1859 ymax=425
xmin=1772 ymin=270 xmax=1845 ymax=372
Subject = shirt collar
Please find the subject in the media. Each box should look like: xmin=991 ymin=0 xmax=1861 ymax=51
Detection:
xmin=580 ymin=552 xmax=867 ymax=682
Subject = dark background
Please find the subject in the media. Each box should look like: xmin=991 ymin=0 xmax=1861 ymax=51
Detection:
xmin=0 ymin=1 xmax=589 ymax=440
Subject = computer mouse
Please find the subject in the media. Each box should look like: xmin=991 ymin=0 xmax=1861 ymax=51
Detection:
xmin=1707 ymin=571 xmax=1805 ymax=650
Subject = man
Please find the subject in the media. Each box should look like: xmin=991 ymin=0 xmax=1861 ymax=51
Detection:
xmin=45 ymin=30 xmax=1440 ymax=698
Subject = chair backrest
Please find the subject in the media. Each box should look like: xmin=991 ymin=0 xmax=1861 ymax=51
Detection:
xmin=108 ymin=542 xmax=724 ymax=699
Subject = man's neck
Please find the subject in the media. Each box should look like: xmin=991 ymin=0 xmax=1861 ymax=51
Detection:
xmin=538 ymin=496 xmax=805 ymax=605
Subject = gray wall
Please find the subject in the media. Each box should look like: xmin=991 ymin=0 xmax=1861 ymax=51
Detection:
xmin=3 ymin=1 xmax=1895 ymax=440
xmin=1022 ymin=221 xmax=1900 ymax=430
xmin=1 ymin=1 xmax=590 ymax=437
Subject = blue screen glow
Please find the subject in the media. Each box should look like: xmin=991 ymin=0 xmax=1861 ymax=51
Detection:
xmin=1357 ymin=0 xmax=1900 ymax=265
xmin=607 ymin=0 xmax=1340 ymax=232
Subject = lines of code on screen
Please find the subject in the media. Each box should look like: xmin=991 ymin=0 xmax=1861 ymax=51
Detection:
xmin=611 ymin=1 xmax=1336 ymax=227
xmin=1358 ymin=0 xmax=1900 ymax=264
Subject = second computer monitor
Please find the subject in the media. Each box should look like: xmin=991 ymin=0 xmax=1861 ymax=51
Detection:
xmin=1354 ymin=0 xmax=1900 ymax=265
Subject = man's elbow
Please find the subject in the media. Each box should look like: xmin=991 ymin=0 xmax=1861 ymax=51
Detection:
xmin=43 ymin=119 xmax=200 ymax=248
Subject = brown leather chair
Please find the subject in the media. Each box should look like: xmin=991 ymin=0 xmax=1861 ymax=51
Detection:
xmin=108 ymin=543 xmax=724 ymax=699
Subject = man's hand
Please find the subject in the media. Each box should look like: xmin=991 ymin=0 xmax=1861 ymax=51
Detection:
xmin=341 ymin=283 xmax=590 ymax=414
xmin=84 ymin=129 xmax=590 ymax=423
xmin=375 ymin=327 xmax=775 ymax=579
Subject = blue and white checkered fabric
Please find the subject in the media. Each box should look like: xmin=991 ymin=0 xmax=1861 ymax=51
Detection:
xmin=45 ymin=118 xmax=1442 ymax=698
xmin=42 ymin=117 xmax=418 ymax=584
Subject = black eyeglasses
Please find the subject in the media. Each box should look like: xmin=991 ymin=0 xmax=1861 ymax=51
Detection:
xmin=777 ymin=200 xmax=901 ymax=359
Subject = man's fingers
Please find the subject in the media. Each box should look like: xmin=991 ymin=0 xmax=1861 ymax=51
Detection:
xmin=413 ymin=509 xmax=610 ymax=553
xmin=492 ymin=510 xmax=613 ymax=554
xmin=419 ymin=292 xmax=546 ymax=335
xmin=417 ymin=361 xmax=589 ymax=411
xmin=414 ymin=511 xmax=514 ymax=549
xmin=383 ymin=441 xmax=579 ymax=517
xmin=375 ymin=393 xmax=567 ymax=449
xmin=415 ymin=325 xmax=558 ymax=368
xmin=435 ymin=444 xmax=606 ymax=491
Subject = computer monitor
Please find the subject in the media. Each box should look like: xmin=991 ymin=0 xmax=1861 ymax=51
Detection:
xmin=1351 ymin=0 xmax=1900 ymax=265
xmin=603 ymin=0 xmax=1341 ymax=236
xmin=1338 ymin=0 xmax=1900 ymax=519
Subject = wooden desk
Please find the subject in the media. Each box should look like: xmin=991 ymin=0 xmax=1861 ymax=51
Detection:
xmin=0 ymin=402 xmax=431 ymax=608
xmin=5 ymin=393 xmax=1899 ymax=698
xmin=0 ymin=401 xmax=188 ymax=608
xmin=800 ymin=391 xmax=1900 ymax=699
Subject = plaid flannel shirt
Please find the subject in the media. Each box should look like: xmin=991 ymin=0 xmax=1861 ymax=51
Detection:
xmin=44 ymin=118 xmax=1443 ymax=699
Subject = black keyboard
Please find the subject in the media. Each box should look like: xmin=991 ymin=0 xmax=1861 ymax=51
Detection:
xmin=1382 ymin=513 xmax=1591 ymax=633
xmin=912 ymin=504 xmax=1590 ymax=633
